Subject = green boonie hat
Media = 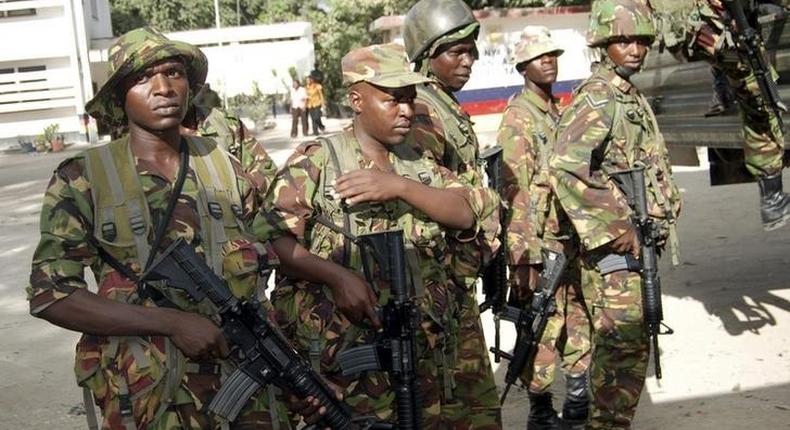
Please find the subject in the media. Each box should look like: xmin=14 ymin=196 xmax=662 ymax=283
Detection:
xmin=85 ymin=27 xmax=208 ymax=128
xmin=341 ymin=44 xmax=431 ymax=88
xmin=586 ymin=0 xmax=656 ymax=47
xmin=403 ymin=0 xmax=480 ymax=62
xmin=513 ymin=25 xmax=564 ymax=66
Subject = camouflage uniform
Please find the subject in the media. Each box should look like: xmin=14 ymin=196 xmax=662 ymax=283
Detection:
xmin=27 ymin=27 xmax=289 ymax=430
xmin=655 ymin=0 xmax=789 ymax=229
xmin=684 ymin=0 xmax=784 ymax=178
xmin=404 ymin=5 xmax=502 ymax=425
xmin=252 ymin=44 xmax=500 ymax=428
xmin=550 ymin=2 xmax=682 ymax=428
xmin=197 ymin=107 xmax=277 ymax=197
xmin=497 ymin=26 xmax=592 ymax=400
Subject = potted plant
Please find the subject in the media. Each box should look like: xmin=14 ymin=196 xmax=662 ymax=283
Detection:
xmin=42 ymin=124 xmax=63 ymax=152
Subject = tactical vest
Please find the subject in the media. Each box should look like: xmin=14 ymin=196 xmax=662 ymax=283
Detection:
xmin=308 ymin=131 xmax=461 ymax=399
xmin=416 ymin=83 xmax=480 ymax=175
xmin=574 ymin=72 xmax=681 ymax=264
xmin=76 ymin=135 xmax=260 ymax=429
xmin=311 ymin=131 xmax=450 ymax=295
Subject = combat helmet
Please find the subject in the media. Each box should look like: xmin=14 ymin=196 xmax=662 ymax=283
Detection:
xmin=403 ymin=0 xmax=479 ymax=63
xmin=586 ymin=0 xmax=656 ymax=47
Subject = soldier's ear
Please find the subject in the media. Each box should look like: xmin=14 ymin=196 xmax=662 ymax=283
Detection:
xmin=348 ymin=87 xmax=363 ymax=114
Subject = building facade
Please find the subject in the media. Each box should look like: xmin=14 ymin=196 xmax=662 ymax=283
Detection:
xmin=0 ymin=0 xmax=111 ymax=148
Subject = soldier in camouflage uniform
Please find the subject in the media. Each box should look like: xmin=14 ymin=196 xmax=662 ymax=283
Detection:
xmin=403 ymin=3 xmax=502 ymax=425
xmin=183 ymin=83 xmax=278 ymax=197
xmin=656 ymin=0 xmax=790 ymax=230
xmin=549 ymin=1 xmax=682 ymax=428
xmin=497 ymin=26 xmax=592 ymax=430
xmin=26 ymin=27 xmax=289 ymax=430
xmin=252 ymin=43 xmax=500 ymax=428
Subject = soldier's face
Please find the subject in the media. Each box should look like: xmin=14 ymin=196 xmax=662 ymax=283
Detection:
xmin=606 ymin=37 xmax=651 ymax=71
xmin=122 ymin=58 xmax=189 ymax=132
xmin=520 ymin=53 xmax=559 ymax=86
xmin=429 ymin=36 xmax=478 ymax=92
xmin=349 ymin=82 xmax=416 ymax=145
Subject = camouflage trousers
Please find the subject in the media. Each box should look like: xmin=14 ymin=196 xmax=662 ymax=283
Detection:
xmin=687 ymin=2 xmax=785 ymax=177
xmin=721 ymin=61 xmax=785 ymax=178
xmin=271 ymin=280 xmax=501 ymax=429
xmin=444 ymin=287 xmax=503 ymax=428
xmin=580 ymin=255 xmax=649 ymax=430
xmin=510 ymin=259 xmax=592 ymax=393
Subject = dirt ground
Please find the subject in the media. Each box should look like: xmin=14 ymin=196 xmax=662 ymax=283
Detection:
xmin=1 ymin=117 xmax=788 ymax=429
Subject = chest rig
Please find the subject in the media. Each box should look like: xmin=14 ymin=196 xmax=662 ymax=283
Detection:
xmin=416 ymin=84 xmax=480 ymax=175
xmin=311 ymin=131 xmax=450 ymax=295
xmin=85 ymin=135 xmax=245 ymax=285
xmin=577 ymin=72 xmax=680 ymax=264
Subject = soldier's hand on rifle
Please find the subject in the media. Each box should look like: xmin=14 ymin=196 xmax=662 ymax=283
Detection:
xmin=329 ymin=268 xmax=382 ymax=328
xmin=283 ymin=380 xmax=343 ymax=428
xmin=168 ymin=311 xmax=230 ymax=360
xmin=334 ymin=169 xmax=404 ymax=206
xmin=510 ymin=265 xmax=542 ymax=303
xmin=611 ymin=225 xmax=640 ymax=258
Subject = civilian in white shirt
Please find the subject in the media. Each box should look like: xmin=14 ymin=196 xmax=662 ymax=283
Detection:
xmin=290 ymin=79 xmax=308 ymax=137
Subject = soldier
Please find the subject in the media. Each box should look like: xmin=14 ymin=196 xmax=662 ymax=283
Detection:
xmin=183 ymin=84 xmax=278 ymax=199
xmin=403 ymin=2 xmax=502 ymax=425
xmin=252 ymin=43 xmax=500 ymax=428
xmin=26 ymin=27 xmax=289 ymax=429
xmin=549 ymin=1 xmax=682 ymax=429
xmin=658 ymin=0 xmax=789 ymax=230
xmin=497 ymin=26 xmax=591 ymax=430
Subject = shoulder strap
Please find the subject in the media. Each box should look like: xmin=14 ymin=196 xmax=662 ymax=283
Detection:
xmin=318 ymin=136 xmax=353 ymax=267
xmin=84 ymin=137 xmax=152 ymax=275
xmin=188 ymin=135 xmax=244 ymax=274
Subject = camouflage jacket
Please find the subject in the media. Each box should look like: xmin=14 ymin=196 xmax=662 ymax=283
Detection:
xmin=412 ymin=81 xmax=502 ymax=287
xmin=198 ymin=107 xmax=277 ymax=197
xmin=497 ymin=88 xmax=560 ymax=266
xmin=252 ymin=128 xmax=493 ymax=329
xmin=27 ymin=135 xmax=274 ymax=429
xmin=549 ymin=61 xmax=682 ymax=252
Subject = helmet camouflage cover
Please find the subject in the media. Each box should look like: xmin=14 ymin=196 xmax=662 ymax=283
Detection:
xmin=586 ymin=0 xmax=656 ymax=47
xmin=403 ymin=0 xmax=480 ymax=62
xmin=85 ymin=27 xmax=208 ymax=128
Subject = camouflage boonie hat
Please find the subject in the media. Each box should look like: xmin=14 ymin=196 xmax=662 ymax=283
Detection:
xmin=403 ymin=0 xmax=479 ymax=62
xmin=513 ymin=25 xmax=564 ymax=66
xmin=586 ymin=0 xmax=656 ymax=47
xmin=341 ymin=44 xmax=431 ymax=88
xmin=86 ymin=27 xmax=208 ymax=128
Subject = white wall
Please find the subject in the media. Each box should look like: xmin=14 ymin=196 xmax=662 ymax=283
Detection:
xmin=0 ymin=0 xmax=110 ymax=145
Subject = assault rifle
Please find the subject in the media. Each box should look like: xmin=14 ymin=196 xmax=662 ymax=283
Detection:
xmin=478 ymin=146 xmax=509 ymax=366
xmin=596 ymin=167 xmax=673 ymax=379
xmin=723 ymin=0 xmax=787 ymax=130
xmin=479 ymin=145 xmax=507 ymax=315
xmin=142 ymin=238 xmax=389 ymax=430
xmin=337 ymin=230 xmax=420 ymax=430
xmin=489 ymin=249 xmax=568 ymax=404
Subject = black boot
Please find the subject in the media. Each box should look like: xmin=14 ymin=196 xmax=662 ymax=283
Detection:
xmin=527 ymin=392 xmax=560 ymax=430
xmin=758 ymin=173 xmax=790 ymax=231
xmin=561 ymin=374 xmax=589 ymax=430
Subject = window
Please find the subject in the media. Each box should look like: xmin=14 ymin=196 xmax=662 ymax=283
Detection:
xmin=0 ymin=0 xmax=36 ymax=18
